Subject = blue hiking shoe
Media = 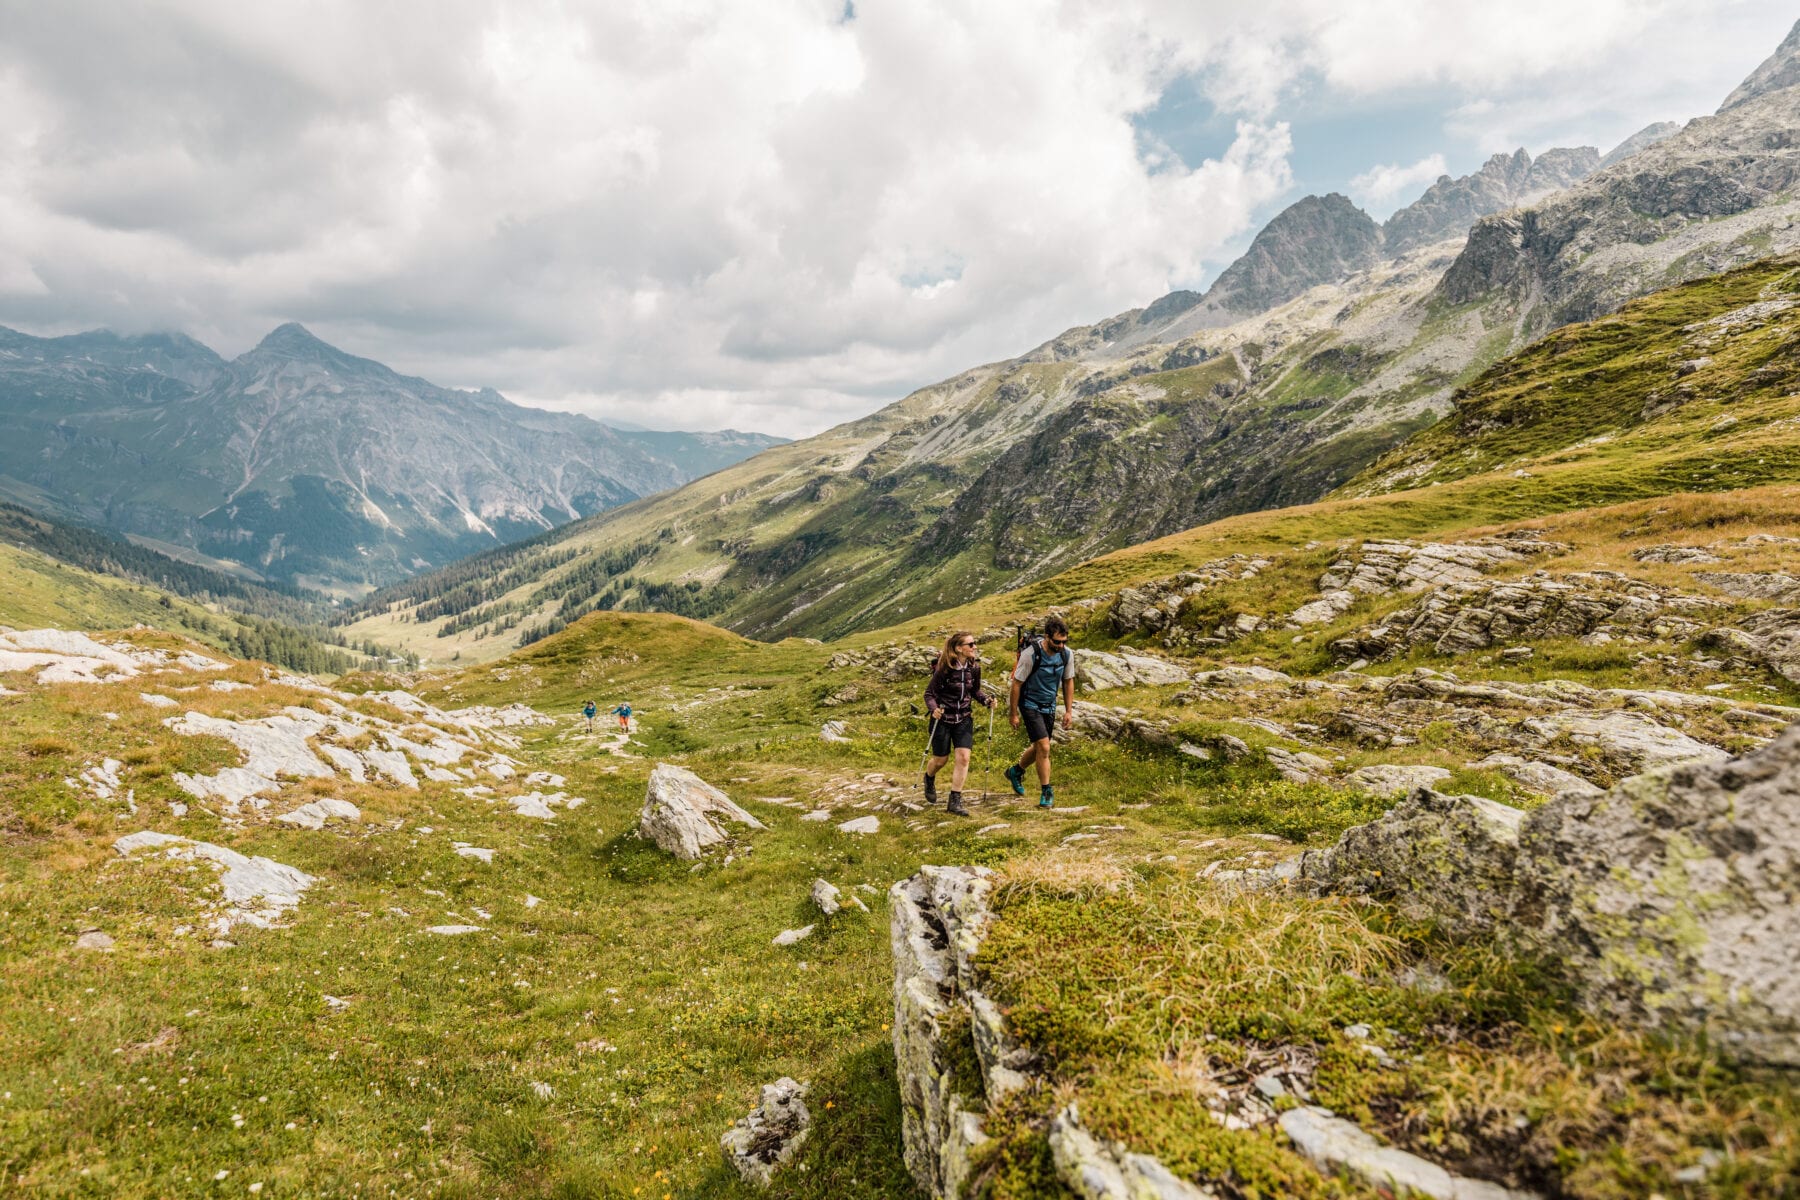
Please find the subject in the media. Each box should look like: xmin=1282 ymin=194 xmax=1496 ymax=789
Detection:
xmin=1004 ymin=764 xmax=1025 ymax=796
xmin=1038 ymin=786 xmax=1054 ymax=809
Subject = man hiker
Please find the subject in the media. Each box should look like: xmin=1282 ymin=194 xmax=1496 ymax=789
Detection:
xmin=923 ymin=631 xmax=994 ymax=817
xmin=611 ymin=701 xmax=632 ymax=732
xmin=1006 ymin=615 xmax=1075 ymax=809
xmin=582 ymin=699 xmax=597 ymax=731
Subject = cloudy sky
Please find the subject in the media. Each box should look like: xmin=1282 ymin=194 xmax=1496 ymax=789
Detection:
xmin=0 ymin=1 xmax=1791 ymax=435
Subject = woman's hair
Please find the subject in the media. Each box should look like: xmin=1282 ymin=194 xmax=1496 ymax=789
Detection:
xmin=935 ymin=630 xmax=977 ymax=672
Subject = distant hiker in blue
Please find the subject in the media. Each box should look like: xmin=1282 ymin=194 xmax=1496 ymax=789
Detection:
xmin=582 ymin=700 xmax=597 ymax=731
xmin=611 ymin=702 xmax=632 ymax=731
xmin=922 ymin=631 xmax=994 ymax=817
xmin=1006 ymin=615 xmax=1076 ymax=809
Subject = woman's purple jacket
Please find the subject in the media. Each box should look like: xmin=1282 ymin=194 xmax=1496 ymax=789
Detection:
xmin=924 ymin=658 xmax=988 ymax=724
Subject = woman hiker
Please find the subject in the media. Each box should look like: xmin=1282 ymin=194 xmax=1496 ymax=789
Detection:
xmin=611 ymin=701 xmax=632 ymax=732
xmin=1006 ymin=615 xmax=1075 ymax=809
xmin=922 ymin=631 xmax=995 ymax=817
xmin=582 ymin=699 xmax=597 ymax=731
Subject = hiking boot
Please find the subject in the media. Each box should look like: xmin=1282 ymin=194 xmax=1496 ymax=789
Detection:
xmin=1004 ymin=764 xmax=1025 ymax=796
xmin=946 ymin=791 xmax=970 ymax=817
xmin=923 ymin=773 xmax=938 ymax=805
xmin=1038 ymin=785 xmax=1055 ymax=809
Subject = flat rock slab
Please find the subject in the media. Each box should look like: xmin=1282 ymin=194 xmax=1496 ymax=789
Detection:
xmin=427 ymin=925 xmax=484 ymax=935
xmin=115 ymin=830 xmax=314 ymax=932
xmin=772 ymin=925 xmax=815 ymax=946
xmin=837 ymin=816 xmax=880 ymax=835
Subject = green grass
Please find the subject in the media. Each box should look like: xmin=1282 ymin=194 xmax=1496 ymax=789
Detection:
xmin=975 ymin=874 xmax=1800 ymax=1199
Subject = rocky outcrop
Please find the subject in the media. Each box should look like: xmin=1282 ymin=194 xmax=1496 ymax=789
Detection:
xmin=1106 ymin=557 xmax=1273 ymax=647
xmin=1383 ymin=147 xmax=1599 ymax=255
xmin=1295 ymin=724 xmax=1800 ymax=1065
xmin=1435 ymin=35 xmax=1800 ymax=326
xmin=1724 ymin=608 xmax=1800 ymax=682
xmin=1049 ymin=1105 xmax=1218 ymax=1200
xmin=1279 ymin=1106 xmax=1536 ymax=1200
xmin=890 ymin=866 xmax=1033 ymax=1199
xmin=637 ymin=764 xmax=765 ymax=859
xmin=720 ymin=1077 xmax=812 ymax=1187
xmin=1318 ymin=534 xmax=1568 ymax=596
xmin=1598 ymin=121 xmax=1683 ymax=170
xmin=1329 ymin=572 xmax=1716 ymax=663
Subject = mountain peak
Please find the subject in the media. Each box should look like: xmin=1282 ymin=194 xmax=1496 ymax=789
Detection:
xmin=1203 ymin=193 xmax=1382 ymax=315
xmin=254 ymin=322 xmax=338 ymax=357
xmin=1719 ymin=19 xmax=1800 ymax=112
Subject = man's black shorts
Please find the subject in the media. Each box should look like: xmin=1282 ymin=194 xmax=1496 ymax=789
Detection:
xmin=930 ymin=715 xmax=976 ymax=756
xmin=1020 ymin=708 xmax=1055 ymax=743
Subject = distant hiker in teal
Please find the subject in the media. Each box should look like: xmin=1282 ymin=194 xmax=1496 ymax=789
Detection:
xmin=923 ymin=631 xmax=994 ymax=817
xmin=582 ymin=700 xmax=597 ymax=731
xmin=1007 ymin=615 xmax=1076 ymax=808
xmin=611 ymin=702 xmax=632 ymax=732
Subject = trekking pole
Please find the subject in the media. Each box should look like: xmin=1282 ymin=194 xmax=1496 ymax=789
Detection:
xmin=920 ymin=715 xmax=939 ymax=779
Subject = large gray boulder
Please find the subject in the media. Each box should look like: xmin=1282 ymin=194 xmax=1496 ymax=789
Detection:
xmin=637 ymin=764 xmax=764 ymax=860
xmin=1298 ymin=724 xmax=1800 ymax=1065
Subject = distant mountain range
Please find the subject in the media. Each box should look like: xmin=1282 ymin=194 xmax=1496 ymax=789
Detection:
xmin=0 ymin=323 xmax=783 ymax=592
xmin=338 ymin=19 xmax=1800 ymax=658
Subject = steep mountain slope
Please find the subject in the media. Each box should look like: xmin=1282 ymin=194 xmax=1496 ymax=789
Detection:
xmin=342 ymin=22 xmax=1800 ymax=659
xmin=0 ymin=323 xmax=783 ymax=592
xmin=1380 ymin=146 xmax=1598 ymax=253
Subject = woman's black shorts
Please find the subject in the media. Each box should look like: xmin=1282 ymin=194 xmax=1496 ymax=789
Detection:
xmin=930 ymin=715 xmax=976 ymax=756
xmin=1020 ymin=708 xmax=1056 ymax=743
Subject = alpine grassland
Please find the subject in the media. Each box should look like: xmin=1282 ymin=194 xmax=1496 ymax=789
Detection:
xmin=8 ymin=260 xmax=1800 ymax=1197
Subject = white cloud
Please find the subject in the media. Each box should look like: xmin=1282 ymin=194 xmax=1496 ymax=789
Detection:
xmin=0 ymin=0 xmax=1789 ymax=434
xmin=1349 ymin=154 xmax=1448 ymax=217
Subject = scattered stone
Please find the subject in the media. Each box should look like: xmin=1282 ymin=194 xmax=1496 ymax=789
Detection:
xmin=138 ymin=693 xmax=179 ymax=709
xmin=811 ymin=879 xmax=843 ymax=915
xmin=1344 ymin=764 xmax=1453 ymax=796
xmin=75 ymin=929 xmax=115 ymax=951
xmin=1469 ymin=754 xmax=1603 ymax=798
xmin=837 ymin=816 xmax=880 ymax=835
xmin=1049 ymin=1103 xmax=1218 ymax=1199
xmin=1280 ymin=1106 xmax=1536 ymax=1200
xmin=720 ymin=1077 xmax=812 ymax=1188
xmin=275 ymin=799 xmax=361 ymax=830
xmin=1265 ymin=747 xmax=1333 ymax=783
xmin=799 ymin=810 xmax=833 ymax=822
xmin=426 ymin=925 xmax=483 ymax=936
xmin=772 ymin=925 xmax=814 ymax=946
xmin=1696 ymin=571 xmax=1800 ymax=601
xmin=452 ymin=843 xmax=494 ymax=864
xmin=638 ymin=763 xmax=765 ymax=859
xmin=507 ymin=791 xmax=586 ymax=820
xmin=820 ymin=720 xmax=851 ymax=743
xmin=1288 ymin=589 xmax=1358 ymax=626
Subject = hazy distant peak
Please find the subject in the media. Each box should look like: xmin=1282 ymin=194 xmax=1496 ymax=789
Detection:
xmin=1719 ymin=18 xmax=1800 ymax=112
xmin=1598 ymin=121 xmax=1684 ymax=170
xmin=252 ymin=322 xmax=339 ymax=357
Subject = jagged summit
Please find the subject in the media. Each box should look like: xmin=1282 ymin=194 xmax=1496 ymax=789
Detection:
xmin=1203 ymin=192 xmax=1383 ymax=316
xmin=1381 ymin=146 xmax=1599 ymax=254
xmin=1719 ymin=17 xmax=1800 ymax=111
